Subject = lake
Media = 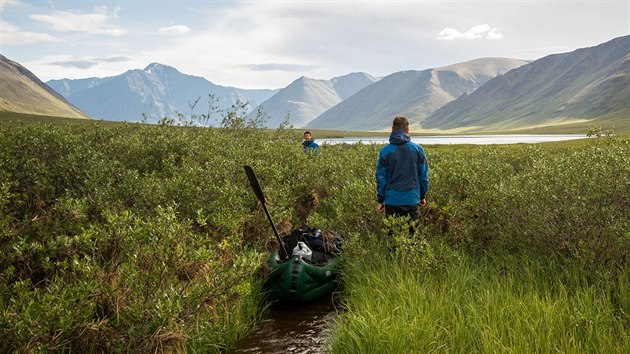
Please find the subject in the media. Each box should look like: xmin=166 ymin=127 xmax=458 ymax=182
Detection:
xmin=320 ymin=134 xmax=587 ymax=145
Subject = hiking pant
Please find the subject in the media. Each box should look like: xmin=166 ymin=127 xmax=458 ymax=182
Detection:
xmin=385 ymin=204 xmax=420 ymax=220
xmin=382 ymin=204 xmax=420 ymax=255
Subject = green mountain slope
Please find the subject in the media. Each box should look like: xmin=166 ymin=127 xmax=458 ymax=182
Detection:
xmin=423 ymin=36 xmax=630 ymax=131
xmin=306 ymin=58 xmax=528 ymax=131
xmin=0 ymin=55 xmax=90 ymax=119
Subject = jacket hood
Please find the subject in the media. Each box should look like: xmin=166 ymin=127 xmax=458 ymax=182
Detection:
xmin=389 ymin=129 xmax=410 ymax=145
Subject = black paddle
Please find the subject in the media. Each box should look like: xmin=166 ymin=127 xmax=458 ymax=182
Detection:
xmin=243 ymin=165 xmax=288 ymax=258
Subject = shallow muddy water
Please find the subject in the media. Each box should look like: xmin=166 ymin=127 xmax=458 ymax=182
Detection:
xmin=230 ymin=298 xmax=337 ymax=354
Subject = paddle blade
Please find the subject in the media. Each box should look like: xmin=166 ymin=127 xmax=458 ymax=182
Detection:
xmin=243 ymin=165 xmax=266 ymax=205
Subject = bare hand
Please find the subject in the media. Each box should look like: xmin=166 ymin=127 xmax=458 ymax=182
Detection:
xmin=420 ymin=198 xmax=427 ymax=206
xmin=377 ymin=203 xmax=385 ymax=213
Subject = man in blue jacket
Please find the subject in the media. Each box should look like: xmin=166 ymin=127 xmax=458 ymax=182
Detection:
xmin=376 ymin=115 xmax=429 ymax=220
xmin=302 ymin=131 xmax=319 ymax=155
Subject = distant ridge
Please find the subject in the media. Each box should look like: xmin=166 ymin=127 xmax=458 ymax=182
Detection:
xmin=249 ymin=72 xmax=378 ymax=128
xmin=306 ymin=58 xmax=528 ymax=131
xmin=47 ymin=77 xmax=108 ymax=98
xmin=0 ymin=54 xmax=90 ymax=119
xmin=423 ymin=36 xmax=630 ymax=131
xmin=47 ymin=63 xmax=279 ymax=123
xmin=5 ymin=35 xmax=625 ymax=131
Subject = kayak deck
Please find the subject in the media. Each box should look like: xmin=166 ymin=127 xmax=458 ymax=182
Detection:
xmin=266 ymin=250 xmax=341 ymax=304
xmin=265 ymin=226 xmax=342 ymax=304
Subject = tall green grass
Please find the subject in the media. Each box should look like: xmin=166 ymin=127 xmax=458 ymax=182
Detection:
xmin=332 ymin=243 xmax=630 ymax=353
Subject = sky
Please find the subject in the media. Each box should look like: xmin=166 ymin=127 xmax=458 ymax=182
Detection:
xmin=1 ymin=0 xmax=628 ymax=89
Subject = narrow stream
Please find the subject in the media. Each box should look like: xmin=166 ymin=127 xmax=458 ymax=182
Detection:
xmin=230 ymin=298 xmax=338 ymax=354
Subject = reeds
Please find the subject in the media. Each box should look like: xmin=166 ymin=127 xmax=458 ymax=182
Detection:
xmin=332 ymin=251 xmax=630 ymax=353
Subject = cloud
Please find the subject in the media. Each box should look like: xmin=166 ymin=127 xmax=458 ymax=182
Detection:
xmin=46 ymin=56 xmax=131 ymax=70
xmin=158 ymin=25 xmax=191 ymax=35
xmin=92 ymin=5 xmax=122 ymax=19
xmin=239 ymin=63 xmax=320 ymax=72
xmin=30 ymin=8 xmax=126 ymax=36
xmin=437 ymin=24 xmax=503 ymax=40
xmin=160 ymin=2 xmax=440 ymax=87
xmin=0 ymin=20 xmax=63 ymax=44
xmin=48 ymin=60 xmax=97 ymax=70
xmin=97 ymin=56 xmax=131 ymax=63
xmin=0 ymin=0 xmax=21 ymax=12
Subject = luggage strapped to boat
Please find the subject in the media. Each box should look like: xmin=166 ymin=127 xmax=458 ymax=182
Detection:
xmin=279 ymin=225 xmax=342 ymax=264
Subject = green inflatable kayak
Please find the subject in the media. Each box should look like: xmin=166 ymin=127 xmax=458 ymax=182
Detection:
xmin=243 ymin=167 xmax=342 ymax=304
xmin=265 ymin=226 xmax=342 ymax=304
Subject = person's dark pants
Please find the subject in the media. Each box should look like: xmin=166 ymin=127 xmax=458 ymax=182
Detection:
xmin=384 ymin=204 xmax=420 ymax=220
xmin=383 ymin=204 xmax=420 ymax=255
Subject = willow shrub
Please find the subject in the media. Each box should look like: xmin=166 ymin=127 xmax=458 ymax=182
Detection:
xmin=0 ymin=122 xmax=392 ymax=352
xmin=430 ymin=138 xmax=630 ymax=269
xmin=0 ymin=122 xmax=297 ymax=352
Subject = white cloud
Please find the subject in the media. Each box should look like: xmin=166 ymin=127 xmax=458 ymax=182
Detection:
xmin=158 ymin=25 xmax=191 ymax=35
xmin=238 ymin=63 xmax=320 ymax=72
xmin=30 ymin=9 xmax=126 ymax=36
xmin=437 ymin=24 xmax=503 ymax=40
xmin=0 ymin=0 xmax=21 ymax=12
xmin=12 ymin=1 xmax=626 ymax=89
xmin=0 ymin=20 xmax=63 ymax=44
xmin=48 ymin=59 xmax=97 ymax=70
xmin=485 ymin=26 xmax=503 ymax=40
xmin=21 ymin=54 xmax=137 ymax=81
xmin=46 ymin=56 xmax=131 ymax=70
xmin=153 ymin=2 xmax=444 ymax=88
xmin=98 ymin=56 xmax=131 ymax=63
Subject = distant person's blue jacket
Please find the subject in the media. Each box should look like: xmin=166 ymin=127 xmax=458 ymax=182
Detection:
xmin=302 ymin=140 xmax=319 ymax=155
xmin=376 ymin=129 xmax=429 ymax=206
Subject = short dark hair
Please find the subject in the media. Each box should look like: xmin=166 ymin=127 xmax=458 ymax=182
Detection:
xmin=392 ymin=115 xmax=409 ymax=131
xmin=303 ymin=131 xmax=311 ymax=135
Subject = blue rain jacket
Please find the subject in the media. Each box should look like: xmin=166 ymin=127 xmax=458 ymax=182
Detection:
xmin=376 ymin=129 xmax=429 ymax=206
xmin=302 ymin=140 xmax=319 ymax=155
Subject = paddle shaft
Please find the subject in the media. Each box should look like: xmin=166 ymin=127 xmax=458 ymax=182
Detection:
xmin=243 ymin=166 xmax=288 ymax=257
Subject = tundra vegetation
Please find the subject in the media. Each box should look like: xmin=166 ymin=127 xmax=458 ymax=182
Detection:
xmin=0 ymin=116 xmax=628 ymax=352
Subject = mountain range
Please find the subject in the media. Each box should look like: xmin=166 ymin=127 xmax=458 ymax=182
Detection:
xmin=246 ymin=72 xmax=378 ymax=127
xmin=306 ymin=58 xmax=528 ymax=130
xmin=1 ymin=35 xmax=627 ymax=131
xmin=422 ymin=35 xmax=630 ymax=131
xmin=46 ymin=63 xmax=279 ymax=123
xmin=45 ymin=58 xmax=525 ymax=129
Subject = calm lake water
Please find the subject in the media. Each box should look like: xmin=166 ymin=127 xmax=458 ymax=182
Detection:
xmin=321 ymin=134 xmax=587 ymax=145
